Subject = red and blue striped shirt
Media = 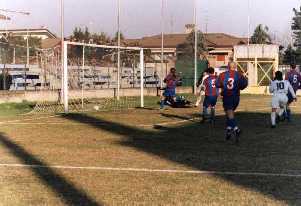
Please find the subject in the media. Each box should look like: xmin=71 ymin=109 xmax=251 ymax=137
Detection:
xmin=203 ymin=75 xmax=219 ymax=96
xmin=218 ymin=70 xmax=248 ymax=97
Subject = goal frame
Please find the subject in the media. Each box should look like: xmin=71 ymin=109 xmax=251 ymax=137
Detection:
xmin=62 ymin=41 xmax=144 ymax=113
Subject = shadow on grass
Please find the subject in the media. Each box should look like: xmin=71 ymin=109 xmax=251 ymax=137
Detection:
xmin=0 ymin=133 xmax=101 ymax=206
xmin=62 ymin=111 xmax=301 ymax=205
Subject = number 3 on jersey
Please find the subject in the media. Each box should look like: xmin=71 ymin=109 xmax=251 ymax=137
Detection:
xmin=227 ymin=78 xmax=234 ymax=90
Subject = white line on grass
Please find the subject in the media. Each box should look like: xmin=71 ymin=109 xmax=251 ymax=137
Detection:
xmin=0 ymin=163 xmax=300 ymax=178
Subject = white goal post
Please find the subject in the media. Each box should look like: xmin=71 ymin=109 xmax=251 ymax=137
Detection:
xmin=62 ymin=41 xmax=144 ymax=113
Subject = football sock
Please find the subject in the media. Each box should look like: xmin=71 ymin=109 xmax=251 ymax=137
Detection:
xmin=210 ymin=107 xmax=215 ymax=120
xmin=229 ymin=118 xmax=237 ymax=128
xmin=160 ymin=100 xmax=164 ymax=109
xmin=271 ymin=112 xmax=276 ymax=126
xmin=287 ymin=109 xmax=291 ymax=121
xmin=227 ymin=118 xmax=237 ymax=129
xmin=203 ymin=107 xmax=208 ymax=119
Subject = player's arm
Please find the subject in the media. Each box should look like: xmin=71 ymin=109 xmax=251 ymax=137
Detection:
xmin=163 ymin=74 xmax=170 ymax=83
xmin=201 ymin=78 xmax=208 ymax=91
xmin=269 ymin=81 xmax=275 ymax=94
xmin=239 ymin=73 xmax=248 ymax=90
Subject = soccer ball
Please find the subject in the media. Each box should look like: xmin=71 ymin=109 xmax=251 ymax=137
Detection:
xmin=94 ymin=105 xmax=100 ymax=111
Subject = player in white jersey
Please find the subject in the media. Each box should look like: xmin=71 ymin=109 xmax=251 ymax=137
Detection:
xmin=269 ymin=71 xmax=297 ymax=128
xmin=195 ymin=70 xmax=209 ymax=107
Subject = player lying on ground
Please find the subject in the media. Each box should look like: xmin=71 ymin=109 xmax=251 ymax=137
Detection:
xmin=201 ymin=67 xmax=219 ymax=123
xmin=285 ymin=64 xmax=301 ymax=122
xmin=217 ymin=61 xmax=248 ymax=143
xmin=160 ymin=68 xmax=180 ymax=109
xmin=195 ymin=69 xmax=209 ymax=107
xmin=270 ymin=71 xmax=297 ymax=128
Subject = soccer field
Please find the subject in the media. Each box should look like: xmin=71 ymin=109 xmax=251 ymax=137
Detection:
xmin=0 ymin=95 xmax=300 ymax=205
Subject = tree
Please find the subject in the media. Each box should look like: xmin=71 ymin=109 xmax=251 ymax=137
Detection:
xmin=282 ymin=44 xmax=297 ymax=65
xmin=251 ymin=24 xmax=272 ymax=44
xmin=176 ymin=30 xmax=207 ymax=61
xmin=112 ymin=31 xmax=125 ymax=43
xmin=91 ymin=32 xmax=111 ymax=44
xmin=70 ymin=27 xmax=91 ymax=43
xmin=291 ymin=6 xmax=301 ymax=64
xmin=292 ymin=6 xmax=301 ymax=47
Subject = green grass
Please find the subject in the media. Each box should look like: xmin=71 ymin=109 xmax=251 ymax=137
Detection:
xmin=0 ymin=95 xmax=299 ymax=205
xmin=0 ymin=101 xmax=35 ymax=117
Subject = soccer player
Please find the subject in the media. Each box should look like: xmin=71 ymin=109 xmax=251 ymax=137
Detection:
xmin=160 ymin=68 xmax=179 ymax=109
xmin=270 ymin=71 xmax=297 ymax=128
xmin=201 ymin=67 xmax=219 ymax=123
xmin=217 ymin=61 xmax=248 ymax=142
xmin=285 ymin=64 xmax=301 ymax=121
xmin=195 ymin=69 xmax=209 ymax=107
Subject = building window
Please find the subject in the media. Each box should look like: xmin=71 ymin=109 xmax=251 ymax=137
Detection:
xmin=217 ymin=55 xmax=225 ymax=62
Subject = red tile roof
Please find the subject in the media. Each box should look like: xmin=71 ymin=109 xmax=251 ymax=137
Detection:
xmin=125 ymin=33 xmax=247 ymax=49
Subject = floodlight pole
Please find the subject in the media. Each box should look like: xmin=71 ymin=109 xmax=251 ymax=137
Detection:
xmin=82 ymin=46 xmax=85 ymax=109
xmin=140 ymin=49 xmax=144 ymax=108
xmin=63 ymin=41 xmax=68 ymax=113
xmin=247 ymin=0 xmax=250 ymax=46
xmin=160 ymin=0 xmax=164 ymax=88
xmin=60 ymin=0 xmax=68 ymax=112
xmin=194 ymin=0 xmax=198 ymax=95
xmin=117 ymin=0 xmax=121 ymax=100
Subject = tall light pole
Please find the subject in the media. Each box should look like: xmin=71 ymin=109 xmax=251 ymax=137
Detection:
xmin=117 ymin=0 xmax=121 ymax=100
xmin=247 ymin=0 xmax=251 ymax=45
xmin=160 ymin=0 xmax=165 ymax=88
xmin=194 ymin=0 xmax=198 ymax=94
xmin=60 ymin=0 xmax=68 ymax=112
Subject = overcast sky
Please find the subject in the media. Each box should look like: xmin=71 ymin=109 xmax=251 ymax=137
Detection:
xmin=0 ymin=0 xmax=300 ymax=44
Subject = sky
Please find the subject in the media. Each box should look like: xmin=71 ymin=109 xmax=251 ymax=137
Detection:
xmin=0 ymin=0 xmax=300 ymax=44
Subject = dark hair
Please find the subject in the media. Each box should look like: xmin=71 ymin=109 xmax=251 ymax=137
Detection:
xmin=275 ymin=71 xmax=283 ymax=81
xmin=207 ymin=67 xmax=215 ymax=74
xmin=290 ymin=64 xmax=297 ymax=69
xmin=170 ymin=67 xmax=176 ymax=72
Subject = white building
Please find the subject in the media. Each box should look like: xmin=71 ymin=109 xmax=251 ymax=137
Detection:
xmin=0 ymin=28 xmax=57 ymax=40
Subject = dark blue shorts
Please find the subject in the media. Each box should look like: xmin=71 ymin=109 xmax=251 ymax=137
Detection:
xmin=223 ymin=96 xmax=240 ymax=111
xmin=203 ymin=96 xmax=218 ymax=108
xmin=287 ymin=91 xmax=296 ymax=104
xmin=163 ymin=88 xmax=176 ymax=97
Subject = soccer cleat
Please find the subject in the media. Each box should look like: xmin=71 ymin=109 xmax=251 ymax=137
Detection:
xmin=226 ymin=128 xmax=232 ymax=141
xmin=234 ymin=128 xmax=241 ymax=144
xmin=286 ymin=110 xmax=292 ymax=122
xmin=271 ymin=125 xmax=276 ymax=129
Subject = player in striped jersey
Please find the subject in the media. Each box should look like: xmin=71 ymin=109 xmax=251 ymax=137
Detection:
xmin=285 ymin=64 xmax=301 ymax=121
xmin=201 ymin=67 xmax=219 ymax=123
xmin=217 ymin=61 xmax=248 ymax=143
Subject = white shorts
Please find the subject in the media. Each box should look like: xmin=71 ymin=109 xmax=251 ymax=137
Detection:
xmin=271 ymin=94 xmax=288 ymax=109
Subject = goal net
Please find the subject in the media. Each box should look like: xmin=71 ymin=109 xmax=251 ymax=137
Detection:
xmin=33 ymin=41 xmax=145 ymax=113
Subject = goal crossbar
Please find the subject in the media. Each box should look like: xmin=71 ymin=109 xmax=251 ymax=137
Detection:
xmin=65 ymin=41 xmax=141 ymax=50
xmin=62 ymin=41 xmax=144 ymax=113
